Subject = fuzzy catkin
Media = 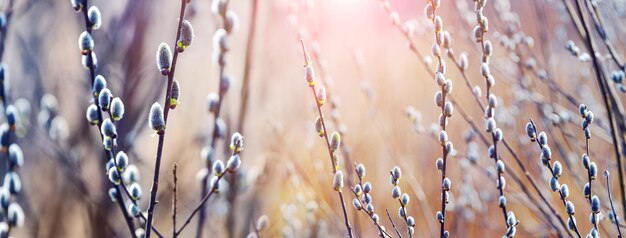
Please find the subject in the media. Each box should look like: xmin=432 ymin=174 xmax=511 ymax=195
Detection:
xmin=177 ymin=20 xmax=195 ymax=51
xmin=156 ymin=43 xmax=173 ymax=75
xmin=110 ymin=97 xmax=125 ymax=121
xmin=88 ymin=6 xmax=101 ymax=30
xmin=333 ymin=171 xmax=344 ymax=191
xmin=149 ymin=102 xmax=165 ymax=132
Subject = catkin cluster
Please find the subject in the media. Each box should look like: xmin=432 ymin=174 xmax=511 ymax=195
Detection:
xmin=526 ymin=121 xmax=582 ymax=237
xmin=578 ymin=104 xmax=601 ymax=236
xmin=390 ymin=166 xmax=415 ymax=237
xmin=301 ymin=40 xmax=353 ymax=238
xmin=145 ymin=0 xmax=196 ymax=236
xmin=195 ymin=1 xmax=239 ymax=235
xmin=349 ymin=163 xmax=392 ymax=237
xmin=73 ymin=1 xmax=157 ymax=236
xmin=472 ymin=0 xmax=518 ymax=236
xmin=0 ymin=64 xmax=25 ymax=236
xmin=425 ymin=0 xmax=454 ymax=237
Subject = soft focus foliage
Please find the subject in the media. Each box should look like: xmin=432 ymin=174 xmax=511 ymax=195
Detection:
xmin=0 ymin=0 xmax=625 ymax=237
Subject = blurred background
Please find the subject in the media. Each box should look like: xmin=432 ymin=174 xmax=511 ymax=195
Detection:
xmin=0 ymin=0 xmax=625 ymax=237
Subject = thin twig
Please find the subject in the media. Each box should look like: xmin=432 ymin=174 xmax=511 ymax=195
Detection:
xmin=105 ymin=115 xmax=163 ymax=237
xmin=301 ymin=40 xmax=353 ymax=238
xmin=396 ymin=199 xmax=412 ymax=238
xmin=605 ymin=169 xmax=624 ymax=238
xmin=379 ymin=1 xmax=565 ymax=235
xmin=349 ymin=189 xmax=392 ymax=238
xmin=144 ymin=0 xmax=188 ymax=236
xmin=386 ymin=209 xmax=403 ymax=238
xmin=567 ymin=0 xmax=626 ymax=218
xmin=424 ymin=1 xmax=452 ymax=236
xmin=528 ymin=120 xmax=582 ymax=238
xmin=197 ymin=5 xmax=235 ymax=237
xmin=176 ymin=147 xmax=241 ymax=236
xmin=76 ymin=0 xmax=137 ymax=235
xmin=443 ymin=18 xmax=570 ymax=238
xmin=584 ymin=134 xmax=599 ymax=232
xmin=473 ymin=0 xmax=511 ymax=230
xmin=350 ymin=164 xmax=392 ymax=238
xmin=175 ymin=171 xmax=228 ymax=236
xmin=172 ymin=164 xmax=178 ymax=238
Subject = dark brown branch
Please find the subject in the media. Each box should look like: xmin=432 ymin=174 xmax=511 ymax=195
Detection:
xmin=386 ymin=209 xmax=403 ymax=238
xmin=172 ymin=164 xmax=178 ymax=238
xmin=144 ymin=0 xmax=188 ymax=236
